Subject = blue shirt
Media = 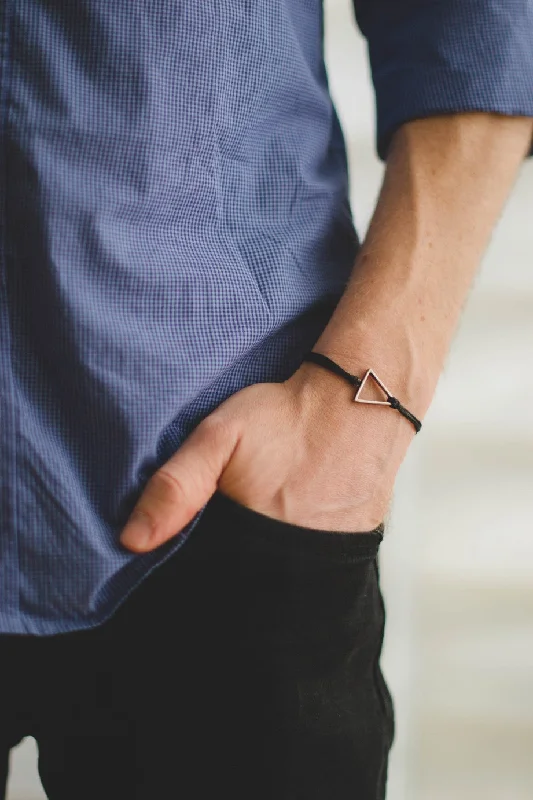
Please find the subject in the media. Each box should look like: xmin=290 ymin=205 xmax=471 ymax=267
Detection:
xmin=1 ymin=0 xmax=532 ymax=634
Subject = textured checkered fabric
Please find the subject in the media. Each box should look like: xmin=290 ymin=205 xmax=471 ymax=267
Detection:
xmin=1 ymin=1 xmax=532 ymax=634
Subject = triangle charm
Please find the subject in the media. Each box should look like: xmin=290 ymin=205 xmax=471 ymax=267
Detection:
xmin=354 ymin=369 xmax=392 ymax=405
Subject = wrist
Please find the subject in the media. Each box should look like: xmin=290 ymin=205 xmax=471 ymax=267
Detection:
xmin=285 ymin=353 xmax=420 ymax=449
xmin=310 ymin=323 xmax=437 ymax=422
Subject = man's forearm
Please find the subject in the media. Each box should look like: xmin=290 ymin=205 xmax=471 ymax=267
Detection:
xmin=121 ymin=112 xmax=533 ymax=550
xmin=312 ymin=113 xmax=533 ymax=427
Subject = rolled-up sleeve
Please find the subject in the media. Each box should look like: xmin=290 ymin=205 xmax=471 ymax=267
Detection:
xmin=353 ymin=0 xmax=533 ymax=160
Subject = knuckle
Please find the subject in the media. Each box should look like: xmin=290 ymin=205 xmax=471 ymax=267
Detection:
xmin=150 ymin=468 xmax=187 ymax=505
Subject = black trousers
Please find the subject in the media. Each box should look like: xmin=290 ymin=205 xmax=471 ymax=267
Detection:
xmin=0 ymin=489 xmax=394 ymax=799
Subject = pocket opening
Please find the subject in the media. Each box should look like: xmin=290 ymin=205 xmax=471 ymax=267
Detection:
xmin=210 ymin=488 xmax=384 ymax=563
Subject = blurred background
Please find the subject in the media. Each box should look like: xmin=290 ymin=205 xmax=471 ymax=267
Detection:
xmin=6 ymin=0 xmax=533 ymax=797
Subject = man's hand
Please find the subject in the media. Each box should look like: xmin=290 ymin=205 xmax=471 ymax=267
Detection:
xmin=120 ymin=359 xmax=414 ymax=552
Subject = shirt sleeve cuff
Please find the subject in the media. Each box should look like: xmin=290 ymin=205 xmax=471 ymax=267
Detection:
xmin=361 ymin=1 xmax=533 ymax=160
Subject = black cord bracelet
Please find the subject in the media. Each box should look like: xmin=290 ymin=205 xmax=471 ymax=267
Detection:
xmin=301 ymin=351 xmax=422 ymax=434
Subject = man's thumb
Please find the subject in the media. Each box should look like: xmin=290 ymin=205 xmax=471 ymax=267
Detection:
xmin=120 ymin=415 xmax=239 ymax=553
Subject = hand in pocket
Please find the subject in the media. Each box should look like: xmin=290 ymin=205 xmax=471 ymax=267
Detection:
xmin=120 ymin=359 xmax=415 ymax=552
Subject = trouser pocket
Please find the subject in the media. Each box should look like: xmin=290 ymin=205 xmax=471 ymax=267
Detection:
xmin=190 ymin=488 xmax=395 ymax=800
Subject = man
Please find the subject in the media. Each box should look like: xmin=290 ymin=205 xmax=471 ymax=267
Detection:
xmin=1 ymin=1 xmax=532 ymax=798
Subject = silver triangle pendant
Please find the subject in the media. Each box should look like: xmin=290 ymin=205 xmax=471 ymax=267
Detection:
xmin=353 ymin=369 xmax=392 ymax=405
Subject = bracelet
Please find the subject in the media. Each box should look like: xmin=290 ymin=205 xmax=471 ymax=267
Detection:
xmin=301 ymin=351 xmax=422 ymax=434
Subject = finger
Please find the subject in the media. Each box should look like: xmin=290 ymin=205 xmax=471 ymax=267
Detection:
xmin=120 ymin=415 xmax=239 ymax=553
